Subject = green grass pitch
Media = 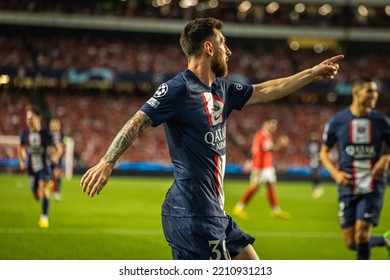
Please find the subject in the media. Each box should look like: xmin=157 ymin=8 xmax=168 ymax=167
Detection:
xmin=0 ymin=173 xmax=389 ymax=260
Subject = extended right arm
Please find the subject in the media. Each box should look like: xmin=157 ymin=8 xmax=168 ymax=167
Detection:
xmin=246 ymin=54 xmax=343 ymax=106
xmin=80 ymin=110 xmax=153 ymax=197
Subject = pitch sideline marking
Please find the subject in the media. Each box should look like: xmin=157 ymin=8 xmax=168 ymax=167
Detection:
xmin=0 ymin=228 xmax=342 ymax=238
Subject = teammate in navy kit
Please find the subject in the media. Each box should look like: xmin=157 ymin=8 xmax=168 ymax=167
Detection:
xmin=49 ymin=118 xmax=65 ymax=201
xmin=17 ymin=105 xmax=63 ymax=228
xmin=80 ymin=17 xmax=343 ymax=260
xmin=320 ymin=77 xmax=390 ymax=259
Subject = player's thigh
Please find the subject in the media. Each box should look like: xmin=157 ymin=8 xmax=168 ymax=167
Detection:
xmin=28 ymin=174 xmax=39 ymax=199
xmin=37 ymin=169 xmax=51 ymax=198
xmin=52 ymin=166 xmax=61 ymax=178
xmin=225 ymin=216 xmax=256 ymax=259
xmin=356 ymin=192 xmax=384 ymax=227
xmin=232 ymin=244 xmax=259 ymax=260
xmin=341 ymin=226 xmax=355 ymax=249
xmin=249 ymin=170 xmax=261 ymax=185
xmin=338 ymin=195 xmax=357 ymax=229
xmin=259 ymin=168 xmax=276 ymax=184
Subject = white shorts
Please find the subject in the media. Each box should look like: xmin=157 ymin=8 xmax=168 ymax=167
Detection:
xmin=249 ymin=167 xmax=276 ymax=184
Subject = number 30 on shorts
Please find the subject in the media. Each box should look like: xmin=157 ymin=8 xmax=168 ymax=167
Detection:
xmin=208 ymin=240 xmax=230 ymax=260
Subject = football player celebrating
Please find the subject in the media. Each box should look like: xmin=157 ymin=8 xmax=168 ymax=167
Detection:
xmin=81 ymin=17 xmax=343 ymax=260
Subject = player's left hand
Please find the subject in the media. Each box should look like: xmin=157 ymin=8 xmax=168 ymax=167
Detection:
xmin=51 ymin=155 xmax=59 ymax=165
xmin=371 ymin=155 xmax=390 ymax=179
xmin=277 ymin=135 xmax=290 ymax=147
xmin=80 ymin=160 xmax=114 ymax=197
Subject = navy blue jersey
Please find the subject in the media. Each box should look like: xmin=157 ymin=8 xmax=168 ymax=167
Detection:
xmin=307 ymin=140 xmax=321 ymax=169
xmin=322 ymin=108 xmax=390 ymax=195
xmin=51 ymin=131 xmax=65 ymax=147
xmin=20 ymin=129 xmax=53 ymax=174
xmin=51 ymin=130 xmax=65 ymax=166
xmin=141 ymin=69 xmax=253 ymax=217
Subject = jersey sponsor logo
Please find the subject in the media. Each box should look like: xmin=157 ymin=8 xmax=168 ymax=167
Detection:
xmin=27 ymin=133 xmax=44 ymax=154
xmin=204 ymin=126 xmax=226 ymax=151
xmin=146 ymin=97 xmax=160 ymax=108
xmin=27 ymin=146 xmax=44 ymax=154
xmin=345 ymin=144 xmax=376 ymax=159
xmin=153 ymin=83 xmax=168 ymax=98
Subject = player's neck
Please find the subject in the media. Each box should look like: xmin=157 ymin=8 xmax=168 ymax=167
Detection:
xmin=188 ymin=58 xmax=215 ymax=87
xmin=349 ymin=104 xmax=371 ymax=117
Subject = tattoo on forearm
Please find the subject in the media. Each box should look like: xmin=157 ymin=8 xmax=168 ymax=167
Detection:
xmin=102 ymin=111 xmax=153 ymax=164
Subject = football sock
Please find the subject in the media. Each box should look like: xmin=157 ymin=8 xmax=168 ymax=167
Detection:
xmin=241 ymin=186 xmax=258 ymax=205
xmin=369 ymin=235 xmax=386 ymax=248
xmin=41 ymin=197 xmax=49 ymax=215
xmin=356 ymin=242 xmax=370 ymax=260
xmin=56 ymin=179 xmax=62 ymax=193
xmin=266 ymin=187 xmax=278 ymax=209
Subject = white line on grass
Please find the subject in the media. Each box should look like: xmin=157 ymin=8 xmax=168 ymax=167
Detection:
xmin=0 ymin=228 xmax=342 ymax=238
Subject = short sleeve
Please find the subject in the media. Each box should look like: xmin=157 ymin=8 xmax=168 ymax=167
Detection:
xmin=140 ymin=81 xmax=185 ymax=126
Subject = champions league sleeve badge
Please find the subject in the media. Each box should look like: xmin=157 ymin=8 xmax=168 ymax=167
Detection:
xmin=154 ymin=83 xmax=168 ymax=98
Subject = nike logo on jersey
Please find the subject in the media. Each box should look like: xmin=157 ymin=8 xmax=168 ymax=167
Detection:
xmin=213 ymin=114 xmax=222 ymax=121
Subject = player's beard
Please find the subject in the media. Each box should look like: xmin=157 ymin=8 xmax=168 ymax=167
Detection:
xmin=211 ymin=55 xmax=228 ymax=78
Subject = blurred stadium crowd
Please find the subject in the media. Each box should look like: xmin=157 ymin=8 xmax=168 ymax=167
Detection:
xmin=0 ymin=0 xmax=389 ymax=170
xmin=1 ymin=33 xmax=390 ymax=82
xmin=0 ymin=90 xmax=343 ymax=168
xmin=1 ymin=0 xmax=389 ymax=27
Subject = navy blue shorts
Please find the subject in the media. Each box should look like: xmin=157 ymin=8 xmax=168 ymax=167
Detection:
xmin=28 ymin=168 xmax=51 ymax=193
xmin=338 ymin=192 xmax=384 ymax=229
xmin=162 ymin=215 xmax=255 ymax=260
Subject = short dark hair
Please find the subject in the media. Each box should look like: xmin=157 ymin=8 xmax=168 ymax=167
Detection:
xmin=179 ymin=17 xmax=223 ymax=59
xmin=26 ymin=104 xmax=41 ymax=117
xmin=352 ymin=77 xmax=376 ymax=90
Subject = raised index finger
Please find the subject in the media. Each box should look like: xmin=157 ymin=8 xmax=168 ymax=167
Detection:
xmin=325 ymin=54 xmax=344 ymax=64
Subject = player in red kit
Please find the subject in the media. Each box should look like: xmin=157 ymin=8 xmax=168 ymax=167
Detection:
xmin=233 ymin=118 xmax=291 ymax=219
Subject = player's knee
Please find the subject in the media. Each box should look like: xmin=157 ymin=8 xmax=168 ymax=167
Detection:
xmin=354 ymin=223 xmax=371 ymax=243
xmin=355 ymin=231 xmax=370 ymax=244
